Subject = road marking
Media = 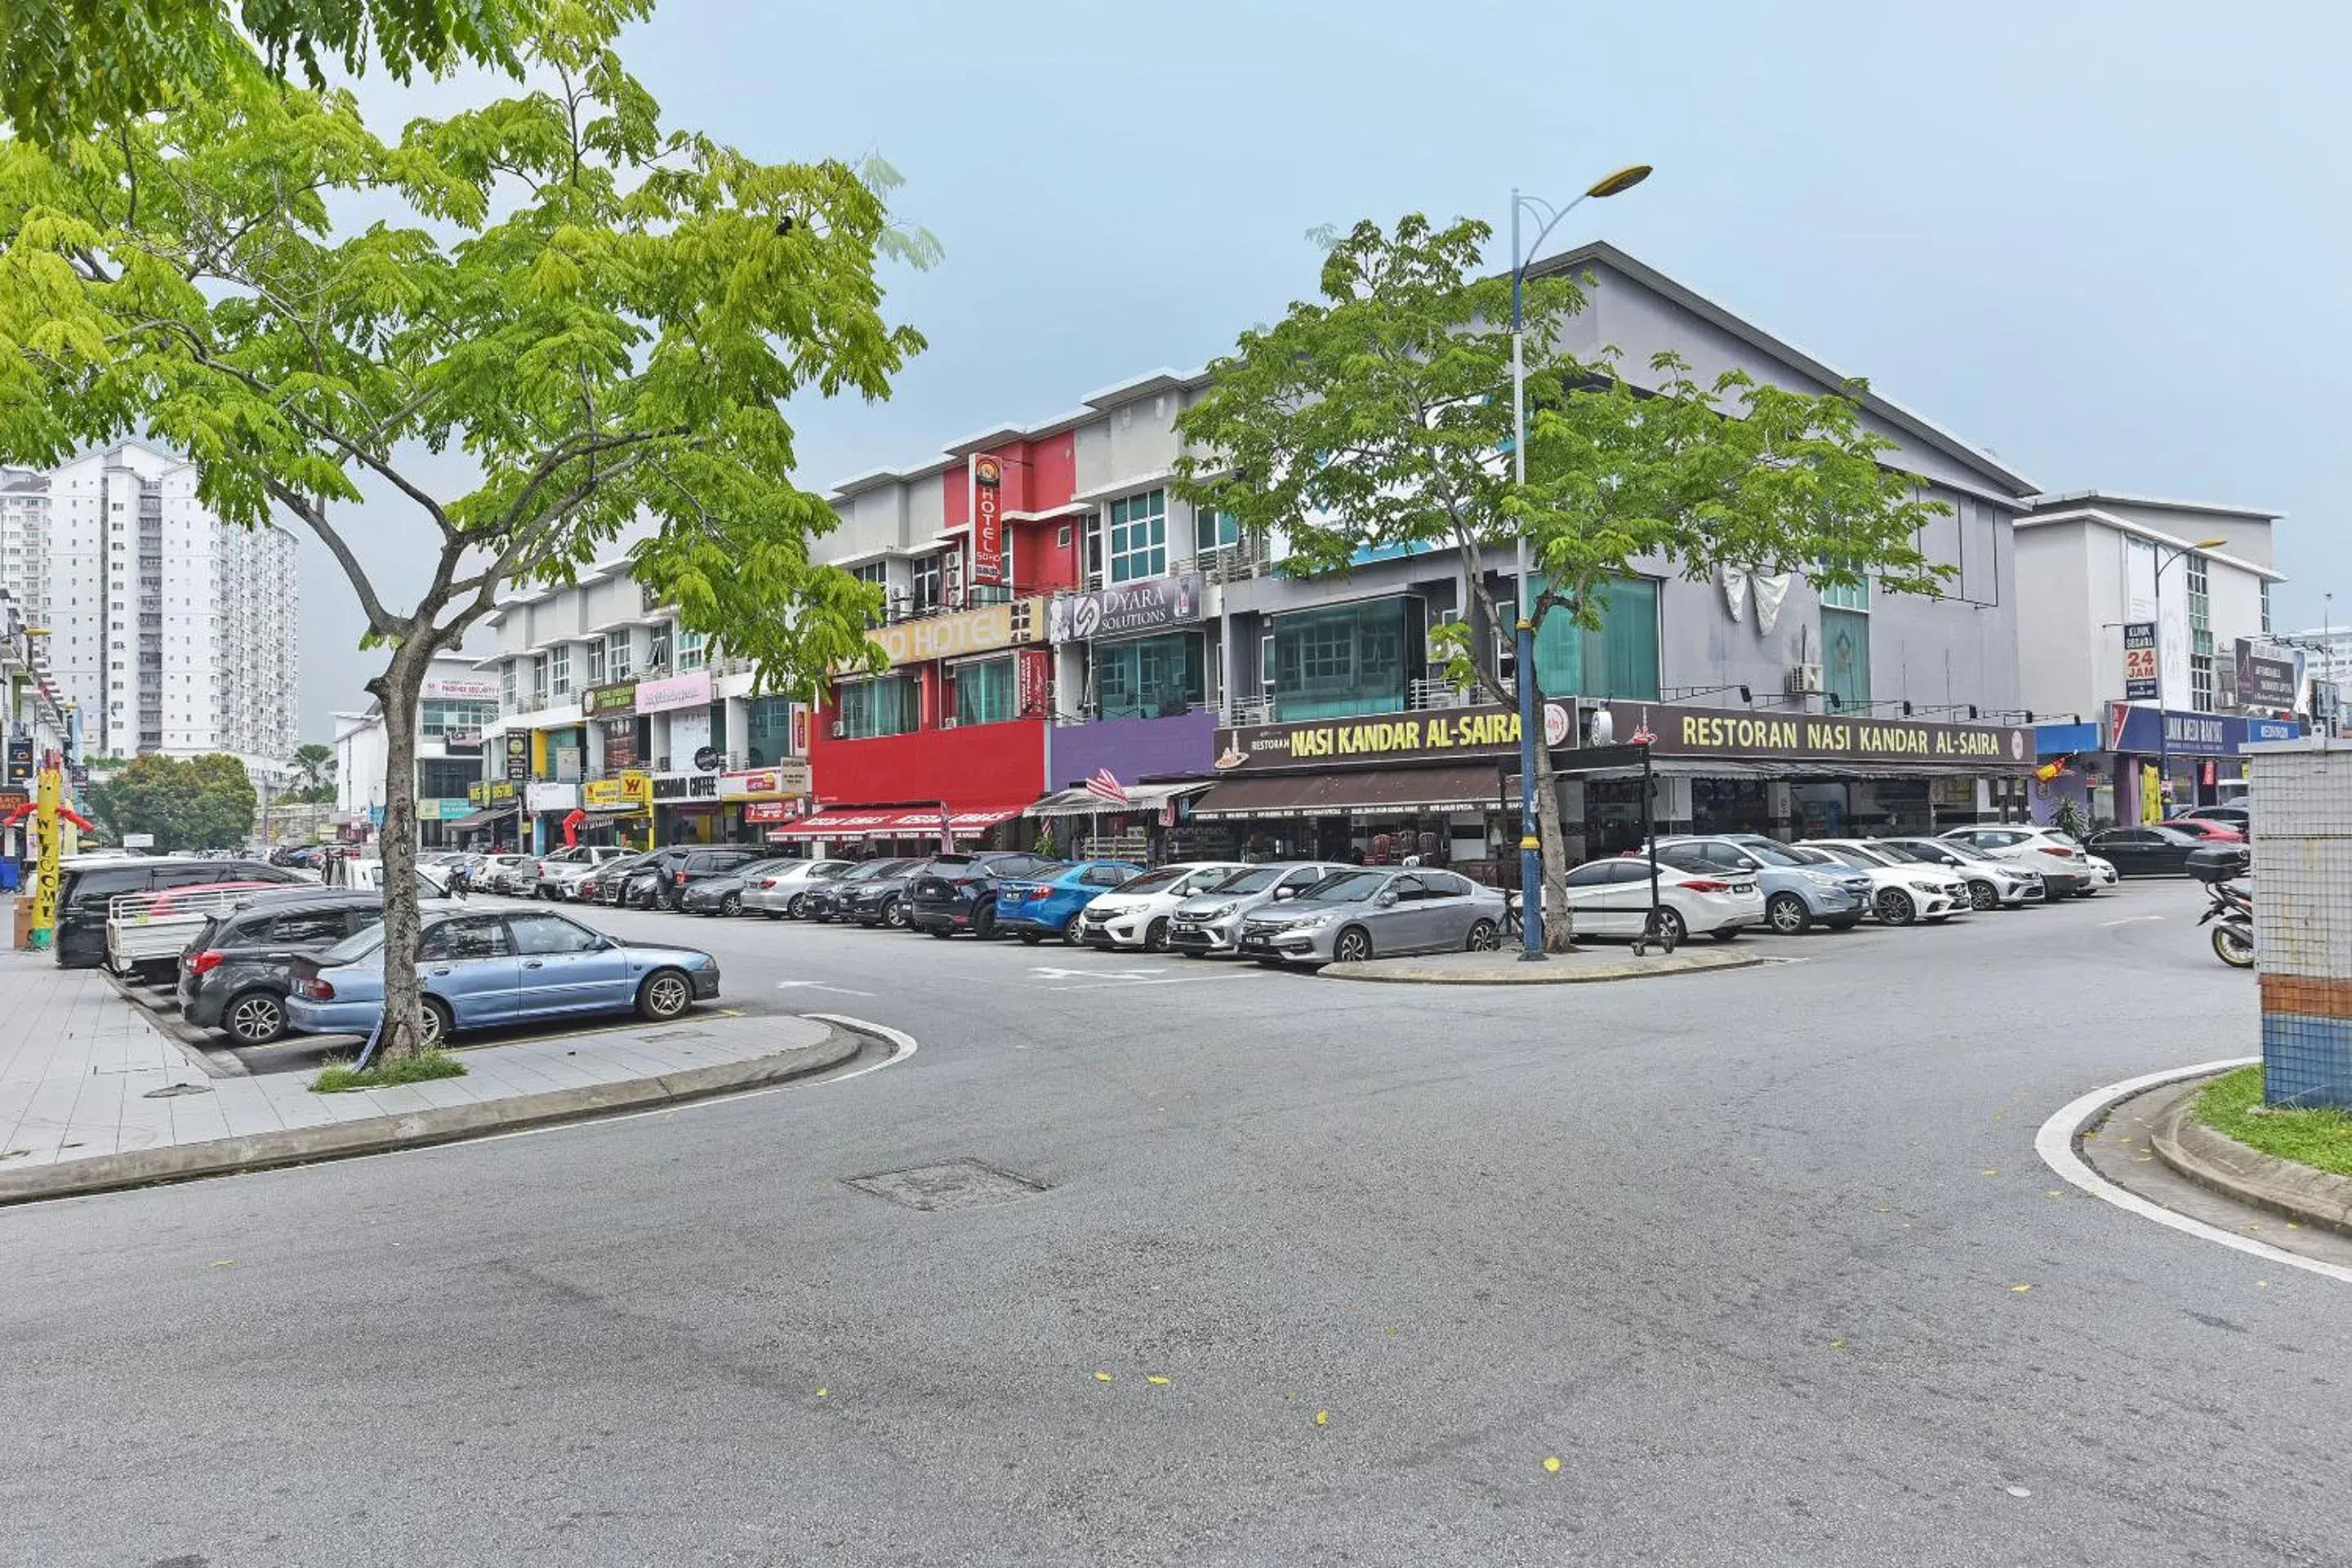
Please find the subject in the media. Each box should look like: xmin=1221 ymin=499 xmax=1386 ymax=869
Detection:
xmin=1028 ymin=966 xmax=1165 ymax=982
xmin=773 ymin=981 xmax=877 ymax=996
xmin=2100 ymin=915 xmax=2164 ymax=927
xmin=2034 ymin=1058 xmax=2352 ymax=1285
xmin=1042 ymin=973 xmax=1271 ymax=992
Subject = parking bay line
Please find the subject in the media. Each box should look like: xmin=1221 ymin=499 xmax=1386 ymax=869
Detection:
xmin=773 ymin=981 xmax=877 ymax=996
xmin=1040 ymin=973 xmax=1275 ymax=992
xmin=2100 ymin=915 xmax=2164 ymax=928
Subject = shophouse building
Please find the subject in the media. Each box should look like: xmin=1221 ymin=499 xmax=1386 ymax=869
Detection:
xmin=330 ymin=652 xmax=502 ymax=847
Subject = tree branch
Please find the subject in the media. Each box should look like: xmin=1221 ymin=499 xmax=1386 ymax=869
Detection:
xmin=261 ymin=479 xmax=400 ymax=638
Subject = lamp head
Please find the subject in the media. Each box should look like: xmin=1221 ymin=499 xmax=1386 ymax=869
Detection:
xmin=1585 ymin=165 xmax=1653 ymax=199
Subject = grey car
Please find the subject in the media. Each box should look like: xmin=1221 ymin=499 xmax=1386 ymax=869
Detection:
xmin=1238 ymin=866 xmax=1509 ymax=967
xmin=1166 ymin=862 xmax=1351 ymax=956
xmin=176 ymin=893 xmax=394 ymax=1045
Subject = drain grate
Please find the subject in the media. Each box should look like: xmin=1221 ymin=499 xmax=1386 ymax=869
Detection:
xmin=844 ymin=1158 xmax=1048 ymax=1212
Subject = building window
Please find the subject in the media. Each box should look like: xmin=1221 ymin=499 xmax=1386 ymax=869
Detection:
xmin=2185 ymin=554 xmax=2211 ymax=635
xmin=647 ymin=621 xmax=671 ymax=670
xmin=549 ymin=644 xmax=571 ymax=696
xmin=2261 ymin=581 xmax=2273 ymax=635
xmin=849 ymin=560 xmax=889 ymax=625
xmin=1269 ymin=596 xmax=1421 ymax=721
xmin=836 ymin=675 xmax=920 ymax=739
xmin=1529 ymin=576 xmax=1662 ymax=701
xmin=585 ymin=637 xmax=605 ymax=686
xmin=678 ymin=629 xmax=706 ymax=670
xmin=2190 ymin=653 xmax=2215 ymax=710
xmin=1817 ymin=571 xmax=1869 ymax=612
xmin=1193 ymin=506 xmax=1239 ymax=557
xmin=1107 ymin=489 xmax=1168 ymax=584
xmin=1823 ymin=607 xmax=1871 ymax=712
xmin=744 ymin=695 xmax=795 ymax=763
xmin=911 ymin=552 xmax=945 ymax=614
xmin=531 ymin=653 xmax=549 ymax=702
xmin=1095 ymin=632 xmax=1207 ymax=719
xmin=421 ymin=699 xmax=497 ymax=738
xmin=951 ymin=657 xmax=1017 ymax=726
xmin=605 ymin=629 xmax=632 ymax=682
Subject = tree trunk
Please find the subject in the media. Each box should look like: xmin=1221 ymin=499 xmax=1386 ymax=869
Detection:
xmin=372 ymin=648 xmax=434 ymax=1063
xmin=1531 ymin=737 xmax=1577 ymax=953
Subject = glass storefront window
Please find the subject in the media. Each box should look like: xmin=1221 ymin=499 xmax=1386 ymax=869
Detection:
xmin=1530 ymin=575 xmax=1660 ymax=701
xmin=1096 ymin=632 xmax=1206 ymax=719
xmin=420 ymin=699 xmax=497 ymax=737
xmin=745 ymin=695 xmax=795 ymax=763
xmin=952 ymin=657 xmax=1017 ymax=726
xmin=1822 ymin=606 xmax=1870 ymax=712
xmin=1270 ymin=596 xmax=1419 ymax=720
xmin=837 ymin=675 xmax=920 ymax=739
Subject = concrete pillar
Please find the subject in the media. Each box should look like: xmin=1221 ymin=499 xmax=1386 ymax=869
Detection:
xmin=2250 ymin=738 xmax=2352 ymax=1107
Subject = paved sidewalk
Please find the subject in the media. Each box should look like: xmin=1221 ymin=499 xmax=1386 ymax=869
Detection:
xmin=1324 ymin=944 xmax=1765 ymax=984
xmin=0 ymin=945 xmax=856 ymax=1203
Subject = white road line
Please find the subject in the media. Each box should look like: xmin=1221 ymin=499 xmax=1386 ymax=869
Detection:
xmin=2034 ymin=1058 xmax=2352 ymax=1285
xmin=773 ymin=981 xmax=877 ymax=996
xmin=2100 ymin=915 xmax=2164 ymax=927
xmin=1043 ymin=973 xmax=1271 ymax=992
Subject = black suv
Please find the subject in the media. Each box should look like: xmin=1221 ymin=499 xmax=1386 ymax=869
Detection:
xmin=53 ymin=855 xmax=301 ymax=969
xmin=178 ymin=893 xmax=386 ymax=1045
xmin=804 ymin=858 xmax=916 ymax=924
xmin=909 ymin=852 xmax=1064 ymax=939
xmin=653 ymin=846 xmax=764 ymax=911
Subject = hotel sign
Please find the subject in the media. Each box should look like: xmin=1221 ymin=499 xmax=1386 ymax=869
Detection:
xmin=866 ymin=597 xmax=1046 ymax=666
xmin=969 ymin=454 xmax=1006 ymax=588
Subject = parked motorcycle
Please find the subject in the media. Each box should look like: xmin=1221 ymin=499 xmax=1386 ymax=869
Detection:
xmin=2198 ymin=880 xmax=2254 ymax=969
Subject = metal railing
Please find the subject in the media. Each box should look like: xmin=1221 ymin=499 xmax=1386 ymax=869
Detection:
xmin=1224 ymin=695 xmax=1275 ymax=727
xmin=1408 ymin=679 xmax=1475 ymax=710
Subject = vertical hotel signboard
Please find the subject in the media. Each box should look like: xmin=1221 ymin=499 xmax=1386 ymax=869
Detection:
xmin=969 ymin=453 xmax=1005 ymax=588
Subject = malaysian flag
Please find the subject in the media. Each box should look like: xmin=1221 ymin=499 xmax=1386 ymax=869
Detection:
xmin=1085 ymin=768 xmax=1129 ymax=806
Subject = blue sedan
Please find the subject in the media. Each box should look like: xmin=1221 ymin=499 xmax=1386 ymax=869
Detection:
xmin=993 ymin=860 xmax=1147 ymax=945
xmin=286 ymin=908 xmax=721 ymax=1047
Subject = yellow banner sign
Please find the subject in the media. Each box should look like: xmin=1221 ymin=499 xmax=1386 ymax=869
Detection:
xmin=866 ymin=598 xmax=1046 ymax=666
xmin=583 ymin=771 xmax=653 ymax=809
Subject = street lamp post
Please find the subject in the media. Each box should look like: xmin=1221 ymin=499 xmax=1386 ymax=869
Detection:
xmin=2148 ymin=536 xmax=2228 ymax=821
xmin=1509 ymin=163 xmax=1650 ymax=959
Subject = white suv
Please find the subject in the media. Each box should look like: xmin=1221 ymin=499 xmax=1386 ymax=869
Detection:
xmin=533 ymin=844 xmax=630 ymax=901
xmin=1938 ymin=826 xmax=2091 ymax=898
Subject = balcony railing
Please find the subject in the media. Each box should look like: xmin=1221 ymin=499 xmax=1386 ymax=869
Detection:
xmin=1224 ymin=695 xmax=1275 ymax=728
xmin=1407 ymin=678 xmax=1475 ymax=710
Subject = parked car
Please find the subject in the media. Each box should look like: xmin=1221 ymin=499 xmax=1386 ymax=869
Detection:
xmin=908 ymin=851 xmax=1068 ymax=938
xmin=1168 ymin=862 xmax=1352 ymax=957
xmin=1076 ymin=862 xmax=1252 ymax=951
xmin=2185 ymin=842 xmax=2255 ymax=883
xmin=1552 ymin=854 xmax=1765 ymax=944
xmin=2084 ymin=854 xmax=2120 ymax=893
xmin=804 ymin=858 xmax=920 ymax=924
xmin=286 ymin=908 xmax=721 ymax=1046
xmin=1939 ymin=825 xmax=2094 ymax=898
xmin=840 ymin=857 xmax=933 ymax=929
xmin=471 ymin=853 xmax=538 ymax=895
xmin=742 ymin=858 xmax=853 ymax=919
xmin=1793 ymin=840 xmax=1970 ymax=925
xmin=678 ymin=857 xmax=798 ymax=916
xmin=2087 ymin=824 xmax=2245 ymax=877
xmin=52 ymin=854 xmax=303 ymax=970
xmin=1646 ymin=835 xmax=1870 ymax=935
xmin=1868 ymin=836 xmax=2044 ymax=908
xmin=993 ymin=860 xmax=1147 ymax=945
xmin=534 ymin=844 xmax=631 ymax=901
xmin=578 ymin=851 xmax=657 ymax=906
xmin=177 ymin=893 xmax=392 ymax=1045
xmin=1241 ymin=866 xmax=1510 ymax=966
xmin=2158 ymin=817 xmax=2247 ymax=844
xmin=2178 ymin=804 xmax=2252 ymax=833
xmin=630 ymin=845 xmax=761 ymax=911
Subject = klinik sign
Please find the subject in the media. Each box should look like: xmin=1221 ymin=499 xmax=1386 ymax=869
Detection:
xmin=969 ymin=453 xmax=1005 ymax=588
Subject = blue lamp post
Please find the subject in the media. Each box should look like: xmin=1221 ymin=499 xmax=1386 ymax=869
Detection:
xmin=1508 ymin=164 xmax=1652 ymax=958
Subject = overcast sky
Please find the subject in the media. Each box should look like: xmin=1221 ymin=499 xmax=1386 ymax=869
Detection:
xmin=296 ymin=0 xmax=2352 ymax=735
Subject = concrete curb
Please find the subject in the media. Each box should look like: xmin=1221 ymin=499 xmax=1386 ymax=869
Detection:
xmin=1322 ymin=947 xmax=1766 ymax=986
xmin=0 ymin=1027 xmax=866 ymax=1208
xmin=2151 ymin=1075 xmax=2352 ymax=1240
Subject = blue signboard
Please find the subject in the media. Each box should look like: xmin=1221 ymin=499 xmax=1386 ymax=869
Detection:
xmin=2098 ymin=705 xmax=2301 ymax=756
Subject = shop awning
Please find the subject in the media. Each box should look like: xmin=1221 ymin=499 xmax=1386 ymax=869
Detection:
xmin=766 ymin=804 xmax=1027 ymax=839
xmin=444 ymin=805 xmax=517 ymax=831
xmin=1026 ymin=780 xmax=1214 ymax=817
xmin=1189 ymin=764 xmax=1505 ymax=821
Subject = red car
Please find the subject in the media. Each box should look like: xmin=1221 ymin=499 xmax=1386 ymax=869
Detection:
xmin=2159 ymin=817 xmax=2246 ymax=844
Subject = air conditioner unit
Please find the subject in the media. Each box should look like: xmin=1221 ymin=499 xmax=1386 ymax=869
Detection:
xmin=1786 ymin=662 xmax=1824 ymax=695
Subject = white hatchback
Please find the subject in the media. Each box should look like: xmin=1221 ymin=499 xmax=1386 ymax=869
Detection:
xmin=1796 ymin=840 xmax=1971 ymax=925
xmin=1940 ymin=825 xmax=2095 ymax=898
xmin=1077 ymin=862 xmax=1253 ymax=951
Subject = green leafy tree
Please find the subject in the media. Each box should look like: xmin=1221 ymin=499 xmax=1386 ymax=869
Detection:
xmin=86 ymin=752 xmax=256 ymax=849
xmin=1174 ymin=215 xmax=1947 ymax=949
xmin=2 ymin=0 xmax=529 ymax=149
xmin=287 ymin=742 xmax=337 ymax=804
xmin=1 ymin=0 xmax=929 ymax=1055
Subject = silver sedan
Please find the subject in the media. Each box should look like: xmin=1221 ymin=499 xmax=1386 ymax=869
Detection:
xmin=1236 ymin=867 xmax=1508 ymax=967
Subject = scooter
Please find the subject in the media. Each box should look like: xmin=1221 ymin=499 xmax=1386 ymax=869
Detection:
xmin=2198 ymin=880 xmax=2254 ymax=969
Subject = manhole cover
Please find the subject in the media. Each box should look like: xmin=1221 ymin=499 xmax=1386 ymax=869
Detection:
xmin=844 ymin=1159 xmax=1047 ymax=1212
xmin=143 ymin=1082 xmax=213 ymax=1099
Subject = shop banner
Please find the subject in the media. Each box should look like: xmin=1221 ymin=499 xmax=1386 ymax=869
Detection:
xmin=584 ymin=772 xmax=652 ymax=809
xmin=969 ymin=454 xmax=1006 ymax=588
xmin=635 ymin=670 xmax=713 ymax=715
xmin=2122 ymin=621 xmax=2158 ymax=702
xmin=719 ymin=763 xmax=812 ymax=799
xmin=502 ymin=732 xmax=529 ymax=783
xmin=2103 ymin=703 xmax=2300 ymax=756
xmin=653 ymin=772 xmax=721 ymax=803
xmin=1619 ymin=702 xmax=2032 ymax=768
xmin=866 ymin=598 xmax=1045 ymax=666
xmin=599 ymin=716 xmax=639 ymax=771
xmin=1018 ymin=647 xmax=1051 ymax=719
xmin=526 ymin=781 xmax=579 ymax=813
xmin=467 ymin=779 xmax=519 ymax=806
xmin=742 ymin=800 xmax=802 ymax=823
xmin=583 ymin=680 xmax=639 ymax=716
xmin=1215 ymin=704 xmax=1566 ymax=771
xmin=422 ymin=672 xmax=501 ymax=703
xmin=2235 ymin=637 xmax=2298 ymax=711
xmin=1048 ymin=572 xmax=1204 ymax=644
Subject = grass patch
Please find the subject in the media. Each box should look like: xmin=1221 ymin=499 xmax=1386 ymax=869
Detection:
xmin=2194 ymin=1065 xmax=2352 ymax=1178
xmin=311 ymin=1049 xmax=468 ymax=1094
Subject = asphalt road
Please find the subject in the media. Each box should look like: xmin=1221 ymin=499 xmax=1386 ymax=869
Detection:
xmin=6 ymin=878 xmax=2345 ymax=1567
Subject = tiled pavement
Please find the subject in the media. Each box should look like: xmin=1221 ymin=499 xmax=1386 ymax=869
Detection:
xmin=0 ymin=937 xmax=838 ymax=1181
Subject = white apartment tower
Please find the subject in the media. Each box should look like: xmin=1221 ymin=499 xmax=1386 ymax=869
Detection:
xmin=1 ymin=442 xmax=299 ymax=765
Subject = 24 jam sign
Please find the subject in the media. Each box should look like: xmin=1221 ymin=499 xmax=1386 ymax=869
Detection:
xmin=969 ymin=453 xmax=1005 ymax=588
